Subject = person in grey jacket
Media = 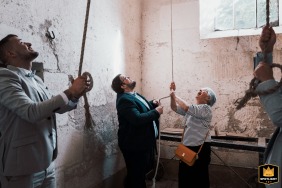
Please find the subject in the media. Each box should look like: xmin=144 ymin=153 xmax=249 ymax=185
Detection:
xmin=254 ymin=26 xmax=281 ymax=188
xmin=0 ymin=34 xmax=91 ymax=188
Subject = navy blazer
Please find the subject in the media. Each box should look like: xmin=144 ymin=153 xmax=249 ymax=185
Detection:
xmin=116 ymin=92 xmax=160 ymax=152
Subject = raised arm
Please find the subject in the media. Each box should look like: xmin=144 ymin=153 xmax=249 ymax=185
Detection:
xmin=170 ymin=82 xmax=189 ymax=112
xmin=254 ymin=26 xmax=282 ymax=127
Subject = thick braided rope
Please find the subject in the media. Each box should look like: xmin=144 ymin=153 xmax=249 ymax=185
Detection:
xmin=79 ymin=0 xmax=91 ymax=76
xmin=266 ymin=0 xmax=270 ymax=27
xmin=263 ymin=0 xmax=270 ymax=62
xmin=79 ymin=0 xmax=95 ymax=129
xmin=236 ymin=64 xmax=282 ymax=110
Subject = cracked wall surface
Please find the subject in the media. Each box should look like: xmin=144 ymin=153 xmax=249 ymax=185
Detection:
xmin=1 ymin=0 xmax=281 ymax=187
xmin=141 ymin=0 xmax=280 ymax=138
xmin=0 ymin=0 xmax=142 ymax=187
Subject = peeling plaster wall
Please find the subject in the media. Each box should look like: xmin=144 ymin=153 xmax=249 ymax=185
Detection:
xmin=141 ymin=0 xmax=282 ymax=138
xmin=0 ymin=0 xmax=142 ymax=187
xmin=1 ymin=0 xmax=282 ymax=186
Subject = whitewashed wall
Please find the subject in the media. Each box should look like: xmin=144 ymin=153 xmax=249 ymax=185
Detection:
xmin=0 ymin=0 xmax=142 ymax=187
xmin=1 ymin=0 xmax=282 ymax=186
xmin=141 ymin=0 xmax=281 ymax=138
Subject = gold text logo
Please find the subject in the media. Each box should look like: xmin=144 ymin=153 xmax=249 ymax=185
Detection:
xmin=258 ymin=164 xmax=279 ymax=185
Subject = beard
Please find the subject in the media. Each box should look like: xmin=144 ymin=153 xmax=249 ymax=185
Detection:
xmin=25 ymin=51 xmax=39 ymax=61
xmin=20 ymin=50 xmax=39 ymax=62
xmin=125 ymin=81 xmax=136 ymax=90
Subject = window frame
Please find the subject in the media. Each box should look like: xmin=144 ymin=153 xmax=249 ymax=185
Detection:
xmin=200 ymin=0 xmax=282 ymax=39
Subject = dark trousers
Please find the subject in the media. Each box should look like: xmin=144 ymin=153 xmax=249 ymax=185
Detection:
xmin=178 ymin=143 xmax=211 ymax=188
xmin=121 ymin=149 xmax=154 ymax=188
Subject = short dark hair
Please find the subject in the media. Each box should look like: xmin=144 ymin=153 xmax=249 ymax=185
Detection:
xmin=111 ymin=74 xmax=124 ymax=94
xmin=0 ymin=34 xmax=18 ymax=64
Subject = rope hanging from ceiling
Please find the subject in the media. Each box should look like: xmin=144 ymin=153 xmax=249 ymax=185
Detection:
xmin=170 ymin=0 xmax=174 ymax=82
xmin=77 ymin=0 xmax=95 ymax=129
xmin=150 ymin=1 xmax=175 ymax=187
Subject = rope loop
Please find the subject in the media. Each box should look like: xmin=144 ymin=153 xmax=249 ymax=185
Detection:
xmin=235 ymin=63 xmax=282 ymax=110
xmin=82 ymin=71 xmax=94 ymax=92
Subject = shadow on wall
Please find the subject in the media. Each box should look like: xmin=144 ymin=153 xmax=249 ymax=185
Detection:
xmin=96 ymin=168 xmax=127 ymax=188
xmin=57 ymin=103 xmax=123 ymax=188
xmin=59 ymin=129 xmax=108 ymax=188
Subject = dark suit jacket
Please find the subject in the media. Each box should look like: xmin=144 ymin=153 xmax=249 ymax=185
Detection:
xmin=116 ymin=92 xmax=160 ymax=152
xmin=0 ymin=65 xmax=76 ymax=176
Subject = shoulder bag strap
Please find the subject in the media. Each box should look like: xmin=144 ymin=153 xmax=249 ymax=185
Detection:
xmin=196 ymin=130 xmax=210 ymax=154
xmin=180 ymin=109 xmax=210 ymax=154
xmin=180 ymin=127 xmax=209 ymax=154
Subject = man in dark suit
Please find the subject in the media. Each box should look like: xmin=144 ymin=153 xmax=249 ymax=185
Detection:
xmin=111 ymin=74 xmax=163 ymax=188
xmin=0 ymin=34 xmax=90 ymax=188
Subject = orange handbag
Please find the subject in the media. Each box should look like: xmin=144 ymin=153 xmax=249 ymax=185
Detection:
xmin=175 ymin=143 xmax=198 ymax=166
xmin=175 ymin=130 xmax=209 ymax=166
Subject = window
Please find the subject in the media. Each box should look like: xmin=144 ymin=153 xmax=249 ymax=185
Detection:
xmin=200 ymin=0 xmax=280 ymax=39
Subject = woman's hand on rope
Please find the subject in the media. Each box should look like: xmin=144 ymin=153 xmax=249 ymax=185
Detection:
xmin=170 ymin=81 xmax=176 ymax=91
xmin=169 ymin=82 xmax=178 ymax=111
xmin=170 ymin=82 xmax=176 ymax=98
xmin=254 ymin=62 xmax=274 ymax=82
xmin=170 ymin=90 xmax=176 ymax=99
xmin=259 ymin=26 xmax=276 ymax=53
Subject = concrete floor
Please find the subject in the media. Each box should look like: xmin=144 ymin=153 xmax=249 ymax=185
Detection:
xmin=97 ymin=159 xmax=263 ymax=188
xmin=146 ymin=179 xmax=178 ymax=188
xmin=145 ymin=159 xmax=260 ymax=188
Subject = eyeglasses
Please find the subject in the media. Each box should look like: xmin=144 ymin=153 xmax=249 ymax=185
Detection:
xmin=120 ymin=76 xmax=130 ymax=83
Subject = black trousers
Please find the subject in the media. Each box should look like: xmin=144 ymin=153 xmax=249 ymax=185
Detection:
xmin=121 ymin=148 xmax=154 ymax=188
xmin=178 ymin=143 xmax=211 ymax=188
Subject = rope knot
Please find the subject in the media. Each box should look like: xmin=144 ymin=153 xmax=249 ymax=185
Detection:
xmin=235 ymin=63 xmax=282 ymax=110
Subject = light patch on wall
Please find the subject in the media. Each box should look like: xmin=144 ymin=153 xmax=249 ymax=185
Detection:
xmin=200 ymin=0 xmax=225 ymax=34
xmin=160 ymin=1 xmax=198 ymax=31
xmin=113 ymin=30 xmax=125 ymax=76
xmin=0 ymin=24 xmax=24 ymax=39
